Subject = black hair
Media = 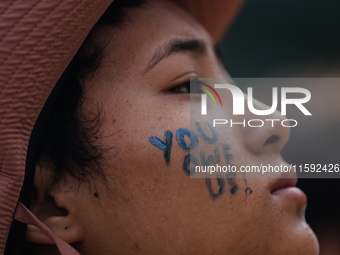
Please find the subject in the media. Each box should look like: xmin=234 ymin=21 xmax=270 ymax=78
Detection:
xmin=6 ymin=2 xmax=144 ymax=254
xmin=38 ymin=0 xmax=145 ymax=188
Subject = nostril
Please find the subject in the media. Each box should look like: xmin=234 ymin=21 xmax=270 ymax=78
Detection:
xmin=264 ymin=135 xmax=279 ymax=146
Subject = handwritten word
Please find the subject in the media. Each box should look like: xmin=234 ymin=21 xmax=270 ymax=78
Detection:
xmin=149 ymin=122 xmax=252 ymax=199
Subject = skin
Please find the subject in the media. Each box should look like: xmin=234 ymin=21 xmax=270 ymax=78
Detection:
xmin=27 ymin=0 xmax=319 ymax=254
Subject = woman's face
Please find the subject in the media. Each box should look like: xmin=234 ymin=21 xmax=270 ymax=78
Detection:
xmin=69 ymin=0 xmax=318 ymax=254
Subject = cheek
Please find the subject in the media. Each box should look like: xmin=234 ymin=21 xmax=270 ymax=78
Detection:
xmin=98 ymin=88 xmax=257 ymax=202
xmin=90 ymin=84 xmax=266 ymax=239
xmin=94 ymin=104 xmax=294 ymax=252
xmin=98 ymin=96 xmax=194 ymax=199
xmin=102 ymin=116 xmax=253 ymax=206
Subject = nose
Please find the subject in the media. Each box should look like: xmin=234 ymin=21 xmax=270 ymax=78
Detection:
xmin=243 ymin=98 xmax=290 ymax=155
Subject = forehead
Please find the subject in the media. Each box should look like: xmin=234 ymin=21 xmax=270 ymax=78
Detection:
xmin=88 ymin=0 xmax=213 ymax=79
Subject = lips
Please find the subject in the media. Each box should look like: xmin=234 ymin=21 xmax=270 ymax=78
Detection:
xmin=270 ymin=171 xmax=307 ymax=203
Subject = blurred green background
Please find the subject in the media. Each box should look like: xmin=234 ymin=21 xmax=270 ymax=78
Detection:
xmin=223 ymin=0 xmax=340 ymax=77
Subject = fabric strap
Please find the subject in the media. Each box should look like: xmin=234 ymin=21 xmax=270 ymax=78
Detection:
xmin=13 ymin=202 xmax=80 ymax=255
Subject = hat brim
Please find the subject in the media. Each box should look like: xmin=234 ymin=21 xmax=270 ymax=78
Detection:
xmin=176 ymin=0 xmax=245 ymax=41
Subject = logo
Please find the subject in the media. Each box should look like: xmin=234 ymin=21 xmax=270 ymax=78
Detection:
xmin=200 ymin=83 xmax=312 ymax=116
xmin=197 ymin=82 xmax=222 ymax=115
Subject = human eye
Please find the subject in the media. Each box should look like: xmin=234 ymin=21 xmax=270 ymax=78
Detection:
xmin=168 ymin=80 xmax=191 ymax=93
xmin=168 ymin=80 xmax=202 ymax=94
xmin=214 ymin=43 xmax=225 ymax=61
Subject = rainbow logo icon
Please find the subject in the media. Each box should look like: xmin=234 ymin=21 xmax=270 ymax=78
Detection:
xmin=197 ymin=81 xmax=222 ymax=106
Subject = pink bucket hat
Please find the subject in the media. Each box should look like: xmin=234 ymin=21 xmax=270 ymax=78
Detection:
xmin=0 ymin=0 xmax=244 ymax=254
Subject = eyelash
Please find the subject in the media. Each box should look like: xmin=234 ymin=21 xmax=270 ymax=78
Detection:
xmin=214 ymin=43 xmax=225 ymax=61
xmin=169 ymin=81 xmax=191 ymax=93
xmin=169 ymin=80 xmax=206 ymax=94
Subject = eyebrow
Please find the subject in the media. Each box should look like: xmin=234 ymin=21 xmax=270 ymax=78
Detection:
xmin=141 ymin=39 xmax=207 ymax=75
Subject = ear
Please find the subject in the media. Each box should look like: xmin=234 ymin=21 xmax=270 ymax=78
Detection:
xmin=25 ymin=165 xmax=85 ymax=245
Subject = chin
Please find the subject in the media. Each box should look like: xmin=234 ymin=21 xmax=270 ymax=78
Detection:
xmin=281 ymin=205 xmax=319 ymax=254
xmin=294 ymin=221 xmax=319 ymax=254
xmin=272 ymin=218 xmax=319 ymax=255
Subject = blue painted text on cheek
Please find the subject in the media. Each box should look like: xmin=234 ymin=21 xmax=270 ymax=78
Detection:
xmin=223 ymin=144 xmax=238 ymax=195
xmin=200 ymin=147 xmax=220 ymax=166
xmin=176 ymin=128 xmax=198 ymax=151
xmin=196 ymin=121 xmax=218 ymax=144
xmin=149 ymin=123 xmax=252 ymax=199
xmin=149 ymin=130 xmax=173 ymax=166
xmin=183 ymin=154 xmax=199 ymax=175
xmin=205 ymin=178 xmax=225 ymax=199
